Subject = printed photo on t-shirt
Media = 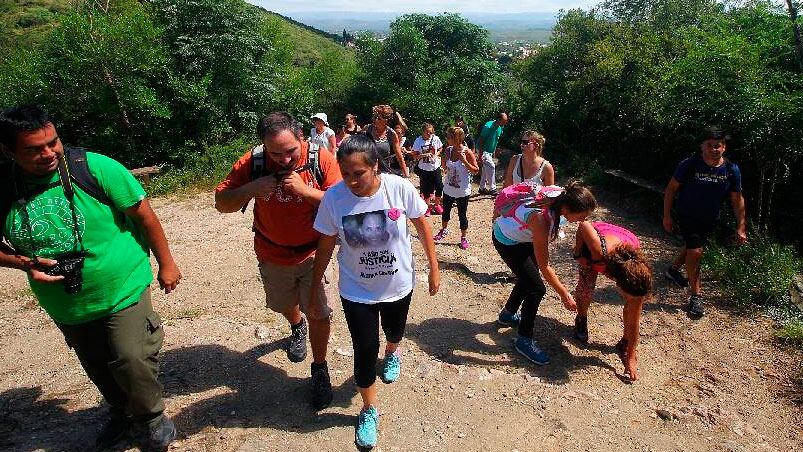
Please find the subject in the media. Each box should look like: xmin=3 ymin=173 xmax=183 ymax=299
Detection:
xmin=342 ymin=209 xmax=399 ymax=248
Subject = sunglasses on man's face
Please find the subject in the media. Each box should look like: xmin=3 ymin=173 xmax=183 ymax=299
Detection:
xmin=520 ymin=139 xmax=533 ymax=146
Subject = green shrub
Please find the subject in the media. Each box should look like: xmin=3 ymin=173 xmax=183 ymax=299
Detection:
xmin=703 ymin=229 xmax=802 ymax=306
xmin=144 ymin=137 xmax=252 ymax=197
xmin=777 ymin=320 xmax=803 ymax=346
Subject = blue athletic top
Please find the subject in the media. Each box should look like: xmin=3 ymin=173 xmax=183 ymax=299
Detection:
xmin=673 ymin=155 xmax=742 ymax=224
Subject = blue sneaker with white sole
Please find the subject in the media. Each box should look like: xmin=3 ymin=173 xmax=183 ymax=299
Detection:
xmin=514 ymin=335 xmax=550 ymax=365
xmin=355 ymin=406 xmax=379 ymax=448
xmin=380 ymin=351 xmax=401 ymax=384
xmin=497 ymin=309 xmax=521 ymax=327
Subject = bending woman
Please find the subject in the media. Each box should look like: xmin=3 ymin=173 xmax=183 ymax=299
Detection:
xmin=572 ymin=221 xmax=652 ymax=381
xmin=493 ymin=181 xmax=596 ymax=365
xmin=310 ymin=134 xmax=439 ymax=449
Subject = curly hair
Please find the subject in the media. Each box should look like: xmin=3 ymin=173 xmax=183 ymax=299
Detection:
xmin=605 ymin=244 xmax=653 ymax=297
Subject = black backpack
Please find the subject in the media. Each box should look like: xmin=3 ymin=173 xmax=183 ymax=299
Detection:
xmin=0 ymin=147 xmax=110 ymax=240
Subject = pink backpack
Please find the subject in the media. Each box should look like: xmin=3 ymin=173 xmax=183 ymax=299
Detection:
xmin=494 ymin=183 xmax=563 ymax=229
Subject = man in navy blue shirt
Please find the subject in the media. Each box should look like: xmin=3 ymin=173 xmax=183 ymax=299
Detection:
xmin=662 ymin=127 xmax=747 ymax=318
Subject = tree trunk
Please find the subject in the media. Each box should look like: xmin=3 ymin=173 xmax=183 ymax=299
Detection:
xmin=766 ymin=160 xmax=780 ymax=230
xmin=785 ymin=0 xmax=803 ymax=71
xmin=756 ymin=165 xmax=766 ymax=227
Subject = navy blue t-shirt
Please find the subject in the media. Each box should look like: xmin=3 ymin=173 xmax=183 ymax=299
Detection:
xmin=673 ymin=155 xmax=742 ymax=223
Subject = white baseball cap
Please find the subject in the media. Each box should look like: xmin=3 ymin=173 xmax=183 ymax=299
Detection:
xmin=310 ymin=113 xmax=329 ymax=127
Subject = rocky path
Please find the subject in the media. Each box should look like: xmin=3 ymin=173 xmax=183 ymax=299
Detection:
xmin=0 ymin=187 xmax=801 ymax=452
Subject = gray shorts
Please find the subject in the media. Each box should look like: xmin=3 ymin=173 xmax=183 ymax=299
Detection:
xmin=258 ymin=256 xmax=334 ymax=320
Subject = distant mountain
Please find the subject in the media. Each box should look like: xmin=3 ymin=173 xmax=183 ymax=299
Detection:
xmin=278 ymin=11 xmax=557 ymax=43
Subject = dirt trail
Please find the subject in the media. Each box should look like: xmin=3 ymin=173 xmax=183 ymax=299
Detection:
xmin=0 ymin=185 xmax=801 ymax=452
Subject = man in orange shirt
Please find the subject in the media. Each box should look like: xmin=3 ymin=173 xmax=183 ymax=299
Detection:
xmin=215 ymin=112 xmax=342 ymax=410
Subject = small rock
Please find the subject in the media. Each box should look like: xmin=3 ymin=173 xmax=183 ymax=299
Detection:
xmin=457 ymin=432 xmax=466 ymax=438
xmin=254 ymin=325 xmax=271 ymax=340
xmin=417 ymin=361 xmax=441 ymax=379
xmin=335 ymin=347 xmax=353 ymax=357
xmin=656 ymin=408 xmax=677 ymax=421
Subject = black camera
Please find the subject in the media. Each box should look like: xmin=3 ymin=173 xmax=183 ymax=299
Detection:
xmin=39 ymin=251 xmax=87 ymax=294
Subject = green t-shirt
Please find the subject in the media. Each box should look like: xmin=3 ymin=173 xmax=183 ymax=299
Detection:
xmin=479 ymin=120 xmax=504 ymax=154
xmin=3 ymin=152 xmax=153 ymax=325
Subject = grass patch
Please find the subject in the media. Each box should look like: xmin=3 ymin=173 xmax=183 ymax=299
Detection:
xmin=144 ymin=137 xmax=254 ymax=197
xmin=777 ymin=320 xmax=803 ymax=346
xmin=172 ymin=307 xmax=204 ymax=320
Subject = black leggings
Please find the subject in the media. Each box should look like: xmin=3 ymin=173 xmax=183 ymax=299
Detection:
xmin=492 ymin=234 xmax=546 ymax=339
xmin=442 ymin=194 xmax=469 ymax=230
xmin=342 ymin=292 xmax=412 ymax=388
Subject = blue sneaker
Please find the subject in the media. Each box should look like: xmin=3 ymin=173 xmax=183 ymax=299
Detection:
xmin=355 ymin=406 xmax=379 ymax=448
xmin=380 ymin=350 xmax=401 ymax=384
xmin=514 ymin=336 xmax=550 ymax=365
xmin=497 ymin=309 xmax=521 ymax=327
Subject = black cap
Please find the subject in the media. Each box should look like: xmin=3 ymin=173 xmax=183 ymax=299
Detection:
xmin=701 ymin=126 xmax=729 ymax=142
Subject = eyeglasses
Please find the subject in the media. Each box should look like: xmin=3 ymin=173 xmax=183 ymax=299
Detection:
xmin=520 ymin=139 xmax=533 ymax=146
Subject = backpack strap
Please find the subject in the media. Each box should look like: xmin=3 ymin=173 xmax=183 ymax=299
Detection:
xmin=307 ymin=142 xmax=325 ymax=188
xmin=63 ymin=147 xmax=112 ymax=206
xmin=517 ymin=155 xmax=523 ymax=180
xmin=251 ymin=144 xmax=265 ymax=181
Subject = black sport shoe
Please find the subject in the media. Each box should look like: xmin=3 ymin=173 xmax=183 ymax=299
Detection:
xmin=96 ymin=412 xmax=131 ymax=449
xmin=286 ymin=316 xmax=308 ymax=363
xmin=687 ymin=295 xmax=705 ymax=318
xmin=142 ymin=415 xmax=177 ymax=452
xmin=665 ymin=267 xmax=689 ymax=288
xmin=573 ymin=315 xmax=589 ymax=343
xmin=310 ymin=362 xmax=333 ymax=411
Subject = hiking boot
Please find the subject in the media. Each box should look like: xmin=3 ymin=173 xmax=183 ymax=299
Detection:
xmin=459 ymin=237 xmax=469 ymax=250
xmin=487 ymin=189 xmax=498 ymax=197
xmin=355 ymin=406 xmax=379 ymax=448
xmin=433 ymin=228 xmax=448 ymax=241
xmin=96 ymin=412 xmax=131 ymax=449
xmin=310 ymin=362 xmax=333 ymax=411
xmin=514 ymin=336 xmax=550 ymax=365
xmin=687 ymin=294 xmax=705 ymax=318
xmin=432 ymin=205 xmax=444 ymax=215
xmin=478 ymin=188 xmax=489 ymax=195
xmin=664 ymin=267 xmax=689 ymax=288
xmin=574 ymin=315 xmax=589 ymax=343
xmin=497 ymin=309 xmax=521 ymax=327
xmin=141 ymin=415 xmax=177 ymax=452
xmin=380 ymin=351 xmax=401 ymax=384
xmin=286 ymin=316 xmax=308 ymax=363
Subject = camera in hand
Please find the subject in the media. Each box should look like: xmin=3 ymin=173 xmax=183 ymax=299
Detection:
xmin=39 ymin=251 xmax=87 ymax=294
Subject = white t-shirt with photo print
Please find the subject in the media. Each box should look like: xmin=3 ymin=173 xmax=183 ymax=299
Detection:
xmin=412 ymin=135 xmax=443 ymax=171
xmin=314 ymin=173 xmax=428 ymax=304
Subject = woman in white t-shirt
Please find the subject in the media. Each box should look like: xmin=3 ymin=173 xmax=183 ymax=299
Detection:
xmin=412 ymin=122 xmax=444 ymax=216
xmin=434 ymin=126 xmax=479 ymax=249
xmin=310 ymin=134 xmax=440 ymax=449
xmin=310 ymin=112 xmax=337 ymax=152
xmin=503 ymin=130 xmax=555 ymax=188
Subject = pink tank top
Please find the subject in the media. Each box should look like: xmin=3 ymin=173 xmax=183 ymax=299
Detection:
xmin=587 ymin=222 xmax=640 ymax=275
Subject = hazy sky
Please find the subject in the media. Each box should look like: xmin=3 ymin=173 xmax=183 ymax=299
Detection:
xmin=250 ymin=0 xmax=597 ymax=14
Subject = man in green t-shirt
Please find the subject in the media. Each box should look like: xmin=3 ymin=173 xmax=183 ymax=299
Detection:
xmin=477 ymin=112 xmax=509 ymax=195
xmin=0 ymin=105 xmax=181 ymax=451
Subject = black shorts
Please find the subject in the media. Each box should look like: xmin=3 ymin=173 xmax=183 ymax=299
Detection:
xmin=418 ymin=167 xmax=443 ymax=197
xmin=678 ymin=215 xmax=715 ymax=249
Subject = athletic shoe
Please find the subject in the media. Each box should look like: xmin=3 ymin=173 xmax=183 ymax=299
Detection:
xmin=380 ymin=350 xmax=401 ymax=384
xmin=514 ymin=336 xmax=550 ymax=365
xmin=487 ymin=189 xmax=498 ymax=196
xmin=687 ymin=294 xmax=705 ymax=318
xmin=433 ymin=228 xmax=448 ymax=241
xmin=432 ymin=205 xmax=444 ymax=215
xmin=310 ymin=362 xmax=333 ymax=410
xmin=574 ymin=315 xmax=589 ymax=343
xmin=478 ymin=188 xmax=489 ymax=195
xmin=497 ymin=309 xmax=521 ymax=327
xmin=664 ymin=268 xmax=689 ymax=288
xmin=96 ymin=411 xmax=131 ymax=449
xmin=286 ymin=316 xmax=308 ymax=363
xmin=459 ymin=237 xmax=469 ymax=250
xmin=355 ymin=406 xmax=379 ymax=448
